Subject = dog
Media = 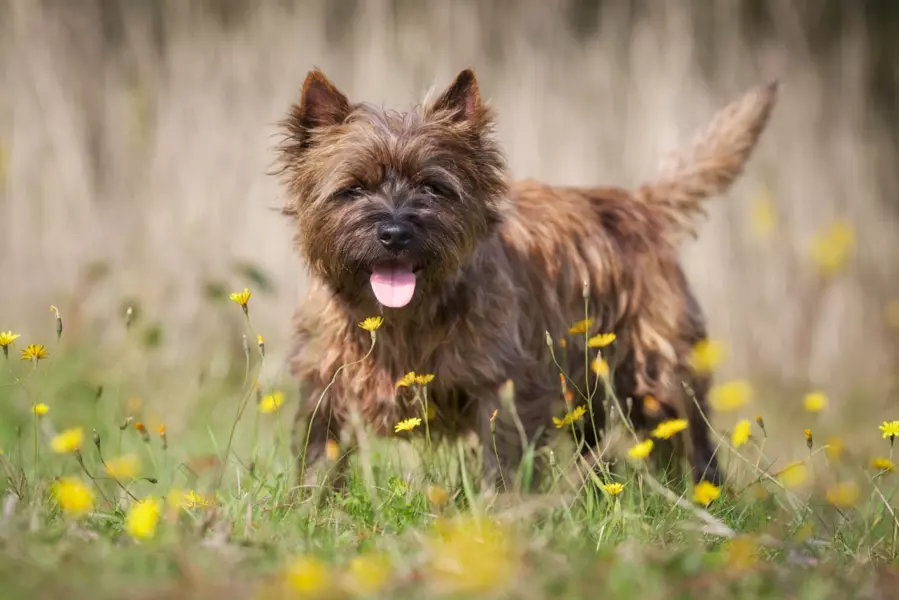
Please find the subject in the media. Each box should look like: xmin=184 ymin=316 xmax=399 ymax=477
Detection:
xmin=276 ymin=68 xmax=778 ymax=490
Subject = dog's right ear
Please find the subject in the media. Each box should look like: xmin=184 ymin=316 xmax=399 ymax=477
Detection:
xmin=295 ymin=69 xmax=351 ymax=131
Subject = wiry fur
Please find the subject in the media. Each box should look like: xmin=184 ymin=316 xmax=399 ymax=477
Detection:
xmin=275 ymin=69 xmax=778 ymax=488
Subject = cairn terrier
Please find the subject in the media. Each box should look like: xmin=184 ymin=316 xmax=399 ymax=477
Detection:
xmin=276 ymin=68 xmax=778 ymax=489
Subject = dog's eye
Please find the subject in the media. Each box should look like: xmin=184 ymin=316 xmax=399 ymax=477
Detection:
xmin=422 ymin=182 xmax=451 ymax=198
xmin=336 ymin=184 xmax=365 ymax=200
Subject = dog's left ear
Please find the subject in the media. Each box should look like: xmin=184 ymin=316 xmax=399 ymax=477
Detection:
xmin=431 ymin=69 xmax=482 ymax=121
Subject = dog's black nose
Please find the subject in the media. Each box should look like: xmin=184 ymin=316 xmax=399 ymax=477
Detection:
xmin=377 ymin=222 xmax=413 ymax=252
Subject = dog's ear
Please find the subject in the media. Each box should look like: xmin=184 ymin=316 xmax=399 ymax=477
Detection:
xmin=431 ymin=69 xmax=481 ymax=121
xmin=297 ymin=69 xmax=351 ymax=130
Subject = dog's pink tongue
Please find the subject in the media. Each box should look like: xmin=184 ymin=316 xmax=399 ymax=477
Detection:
xmin=370 ymin=267 xmax=416 ymax=308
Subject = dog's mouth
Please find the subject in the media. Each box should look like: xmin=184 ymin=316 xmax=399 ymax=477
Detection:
xmin=368 ymin=260 xmax=421 ymax=308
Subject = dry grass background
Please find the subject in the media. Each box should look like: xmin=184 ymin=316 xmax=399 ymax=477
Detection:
xmin=1 ymin=0 xmax=897 ymax=446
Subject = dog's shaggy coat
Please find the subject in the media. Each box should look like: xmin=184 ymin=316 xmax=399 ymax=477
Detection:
xmin=276 ymin=69 xmax=778 ymax=487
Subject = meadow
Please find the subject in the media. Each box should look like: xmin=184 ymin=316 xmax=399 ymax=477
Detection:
xmin=1 ymin=270 xmax=899 ymax=599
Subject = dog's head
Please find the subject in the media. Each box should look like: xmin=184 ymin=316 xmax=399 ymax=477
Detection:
xmin=277 ymin=69 xmax=507 ymax=309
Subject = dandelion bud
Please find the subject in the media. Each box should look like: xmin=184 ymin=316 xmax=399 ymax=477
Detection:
xmin=92 ymin=429 xmax=101 ymax=452
xmin=489 ymin=409 xmax=498 ymax=435
xmin=582 ymin=279 xmax=589 ymax=299
xmin=50 ymin=305 xmax=63 ymax=342
xmin=545 ymin=331 xmax=553 ymax=347
xmin=158 ymin=424 xmax=167 ymax=450
xmin=125 ymin=306 xmax=134 ymax=330
xmin=135 ymin=422 xmax=150 ymax=443
xmin=242 ymin=334 xmax=250 ymax=361
xmin=95 ymin=385 xmax=104 ymax=400
xmin=144 ymin=477 xmax=158 ymax=484
xmin=549 ymin=449 xmax=557 ymax=469
xmin=257 ymin=334 xmax=265 ymax=358
xmin=73 ymin=448 xmax=84 ymax=466
xmin=804 ymin=428 xmax=813 ymax=450
xmin=755 ymin=415 xmax=767 ymax=438
xmin=119 ymin=416 xmax=134 ymax=431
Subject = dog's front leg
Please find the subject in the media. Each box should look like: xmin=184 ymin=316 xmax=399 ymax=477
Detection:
xmin=477 ymin=392 xmax=509 ymax=494
xmin=476 ymin=379 xmax=554 ymax=494
xmin=291 ymin=384 xmax=351 ymax=493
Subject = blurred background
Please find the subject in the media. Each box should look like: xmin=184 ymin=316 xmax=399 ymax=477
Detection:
xmin=1 ymin=0 xmax=897 ymax=442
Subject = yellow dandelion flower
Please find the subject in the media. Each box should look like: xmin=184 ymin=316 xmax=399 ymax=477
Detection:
xmin=427 ymin=484 xmax=450 ymax=506
xmin=825 ymin=436 xmax=845 ymax=461
xmin=651 ymin=418 xmax=688 ymax=440
xmin=126 ymin=497 xmax=161 ymax=540
xmin=490 ymin=409 xmax=499 ymax=422
xmin=52 ymin=477 xmax=94 ymax=518
xmin=256 ymin=334 xmax=265 ymax=357
xmin=627 ymin=439 xmax=654 ymax=460
xmin=553 ymin=405 xmax=587 ymax=429
xmin=803 ymin=392 xmax=827 ymax=413
xmin=0 ymin=331 xmax=20 ymax=355
xmin=567 ymin=319 xmax=594 ymax=335
xmin=778 ymin=461 xmax=808 ymax=488
xmin=394 ymin=417 xmax=421 ymax=433
xmin=693 ymin=480 xmax=721 ymax=506
xmin=104 ymin=454 xmax=141 ymax=479
xmin=643 ymin=396 xmax=662 ymax=416
xmin=126 ymin=395 xmax=143 ymax=416
xmin=749 ymin=187 xmax=777 ymax=238
xmin=182 ymin=490 xmax=215 ymax=509
xmin=603 ymin=482 xmax=625 ymax=496
xmin=690 ymin=339 xmax=727 ymax=375
xmin=20 ymin=344 xmax=48 ymax=362
xmin=359 ymin=316 xmax=384 ymax=332
xmin=259 ymin=391 xmax=284 ymax=413
xmin=871 ymin=457 xmax=894 ymax=473
xmin=229 ymin=287 xmax=251 ymax=307
xmin=731 ymin=419 xmax=752 ymax=448
xmin=710 ymin=380 xmax=751 ymax=412
xmin=426 ymin=517 xmax=516 ymax=595
xmin=414 ymin=373 xmax=435 ymax=386
xmin=825 ymin=481 xmax=860 ymax=509
xmin=809 ymin=220 xmax=855 ymax=278
xmin=285 ymin=555 xmax=329 ymax=595
xmin=587 ymin=332 xmax=616 ymax=348
xmin=792 ymin=522 xmax=814 ymax=543
xmin=592 ymin=358 xmax=610 ymax=377
xmin=396 ymin=371 xmax=417 ymax=388
xmin=879 ymin=420 xmax=899 ymax=440
xmin=325 ymin=440 xmax=340 ymax=462
xmin=724 ymin=536 xmax=759 ymax=574
xmin=32 ymin=403 xmax=49 ymax=416
xmin=345 ymin=553 xmax=392 ymax=596
xmin=50 ymin=427 xmax=83 ymax=454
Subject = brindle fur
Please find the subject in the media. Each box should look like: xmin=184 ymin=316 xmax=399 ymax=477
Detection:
xmin=276 ymin=69 xmax=778 ymax=489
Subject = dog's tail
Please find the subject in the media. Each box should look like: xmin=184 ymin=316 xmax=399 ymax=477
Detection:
xmin=635 ymin=80 xmax=780 ymax=237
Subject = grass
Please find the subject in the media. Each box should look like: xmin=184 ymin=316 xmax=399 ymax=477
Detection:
xmin=1 ymin=295 xmax=898 ymax=600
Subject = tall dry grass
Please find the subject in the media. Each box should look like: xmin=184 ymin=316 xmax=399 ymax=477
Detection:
xmin=0 ymin=0 xmax=897 ymax=427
